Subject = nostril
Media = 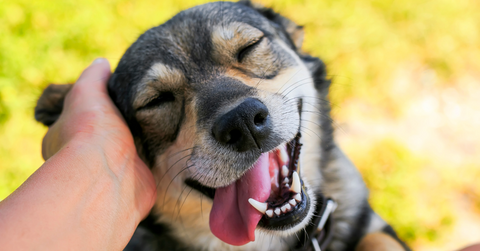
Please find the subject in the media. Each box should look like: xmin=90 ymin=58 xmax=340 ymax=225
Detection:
xmin=211 ymin=98 xmax=271 ymax=152
xmin=254 ymin=112 xmax=267 ymax=126
xmin=227 ymin=129 xmax=242 ymax=145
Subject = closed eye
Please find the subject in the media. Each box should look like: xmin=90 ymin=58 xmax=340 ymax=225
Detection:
xmin=140 ymin=91 xmax=175 ymax=110
xmin=237 ymin=37 xmax=264 ymax=62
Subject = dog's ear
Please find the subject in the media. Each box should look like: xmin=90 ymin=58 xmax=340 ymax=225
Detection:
xmin=239 ymin=0 xmax=304 ymax=49
xmin=35 ymin=84 xmax=73 ymax=126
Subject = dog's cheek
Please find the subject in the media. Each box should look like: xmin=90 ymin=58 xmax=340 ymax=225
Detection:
xmin=150 ymin=112 xmax=198 ymax=214
xmin=156 ymin=102 xmax=197 ymax=181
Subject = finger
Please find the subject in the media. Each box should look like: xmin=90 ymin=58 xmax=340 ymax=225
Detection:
xmin=75 ymin=58 xmax=111 ymax=92
xmin=65 ymin=58 xmax=112 ymax=107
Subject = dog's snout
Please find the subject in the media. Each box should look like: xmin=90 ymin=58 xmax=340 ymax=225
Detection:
xmin=212 ymin=98 xmax=271 ymax=152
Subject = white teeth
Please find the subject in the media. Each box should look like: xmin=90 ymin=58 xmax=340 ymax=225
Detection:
xmin=289 ymin=199 xmax=297 ymax=206
xmin=294 ymin=193 xmax=302 ymax=202
xmin=274 ymin=208 xmax=281 ymax=216
xmin=266 ymin=209 xmax=274 ymax=217
xmin=280 ymin=202 xmax=293 ymax=213
xmin=285 ymin=184 xmax=290 ymax=188
xmin=285 ymin=203 xmax=291 ymax=211
xmin=283 ymin=177 xmax=289 ymax=184
xmin=291 ymin=171 xmax=301 ymax=194
xmin=281 ymin=165 xmax=289 ymax=177
xmin=279 ymin=147 xmax=289 ymax=163
xmin=248 ymin=198 xmax=267 ymax=214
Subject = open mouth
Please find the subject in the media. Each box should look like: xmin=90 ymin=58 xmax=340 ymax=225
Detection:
xmin=185 ymin=132 xmax=311 ymax=245
xmin=254 ymin=133 xmax=310 ymax=229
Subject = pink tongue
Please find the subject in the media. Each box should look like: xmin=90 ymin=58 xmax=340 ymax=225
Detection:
xmin=209 ymin=153 xmax=271 ymax=246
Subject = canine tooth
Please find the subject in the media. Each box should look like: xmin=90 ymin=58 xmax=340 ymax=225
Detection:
xmin=279 ymin=147 xmax=289 ymax=163
xmin=281 ymin=165 xmax=289 ymax=177
xmin=294 ymin=193 xmax=302 ymax=202
xmin=248 ymin=198 xmax=267 ymax=214
xmin=289 ymin=199 xmax=297 ymax=206
xmin=290 ymin=171 xmax=301 ymax=194
xmin=283 ymin=177 xmax=289 ymax=184
xmin=285 ymin=203 xmax=291 ymax=211
xmin=285 ymin=184 xmax=290 ymax=188
xmin=266 ymin=209 xmax=274 ymax=217
xmin=274 ymin=208 xmax=281 ymax=216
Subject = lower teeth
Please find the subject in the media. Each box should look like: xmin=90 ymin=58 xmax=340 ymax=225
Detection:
xmin=249 ymin=191 xmax=303 ymax=218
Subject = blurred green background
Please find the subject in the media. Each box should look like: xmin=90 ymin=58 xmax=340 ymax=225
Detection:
xmin=1 ymin=0 xmax=480 ymax=250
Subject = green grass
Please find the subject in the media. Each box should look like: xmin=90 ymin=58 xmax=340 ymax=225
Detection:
xmin=1 ymin=0 xmax=480 ymax=249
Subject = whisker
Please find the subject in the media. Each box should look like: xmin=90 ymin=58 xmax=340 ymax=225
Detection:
xmin=161 ymin=163 xmax=195 ymax=211
xmin=274 ymin=68 xmax=303 ymax=94
xmin=176 ymin=186 xmax=195 ymax=221
xmin=157 ymin=152 xmax=193 ymax=186
xmin=278 ymin=77 xmax=314 ymax=95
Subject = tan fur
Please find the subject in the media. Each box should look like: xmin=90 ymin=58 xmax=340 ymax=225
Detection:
xmin=212 ymin=22 xmax=280 ymax=78
xmin=146 ymin=34 xmax=315 ymax=250
xmin=35 ymin=3 xmax=408 ymax=250
xmin=246 ymin=1 xmax=304 ymax=49
xmin=286 ymin=26 xmax=304 ymax=49
xmin=223 ymin=68 xmax=259 ymax=87
xmin=355 ymin=232 xmax=405 ymax=251
xmin=133 ymin=63 xmax=186 ymax=110
xmin=211 ymin=22 xmax=264 ymax=64
xmin=150 ymin=110 xmax=292 ymax=251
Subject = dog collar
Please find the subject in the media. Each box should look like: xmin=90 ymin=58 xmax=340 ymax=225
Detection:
xmin=293 ymin=195 xmax=337 ymax=251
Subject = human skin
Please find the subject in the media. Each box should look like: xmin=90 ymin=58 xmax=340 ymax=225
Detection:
xmin=0 ymin=58 xmax=156 ymax=250
xmin=0 ymin=59 xmax=478 ymax=251
xmin=460 ymin=244 xmax=480 ymax=251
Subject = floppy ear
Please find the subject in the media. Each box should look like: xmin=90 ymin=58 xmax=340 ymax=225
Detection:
xmin=239 ymin=0 xmax=304 ymax=49
xmin=35 ymin=84 xmax=73 ymax=126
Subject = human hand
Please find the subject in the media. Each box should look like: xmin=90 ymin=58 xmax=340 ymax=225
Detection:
xmin=0 ymin=58 xmax=156 ymax=250
xmin=41 ymin=58 xmax=157 ymax=247
xmin=43 ymin=57 xmax=156 ymax=215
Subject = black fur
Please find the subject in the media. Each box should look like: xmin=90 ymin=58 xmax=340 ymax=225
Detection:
xmin=125 ymin=215 xmax=191 ymax=251
xmin=382 ymin=225 xmax=412 ymax=251
xmin=343 ymin=201 xmax=372 ymax=250
xmin=35 ymin=2 xmax=409 ymax=250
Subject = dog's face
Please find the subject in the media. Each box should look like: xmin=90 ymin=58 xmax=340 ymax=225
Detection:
xmin=108 ymin=1 xmax=326 ymax=247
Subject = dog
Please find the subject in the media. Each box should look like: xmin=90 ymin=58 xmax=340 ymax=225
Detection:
xmin=34 ymin=1 xmax=411 ymax=250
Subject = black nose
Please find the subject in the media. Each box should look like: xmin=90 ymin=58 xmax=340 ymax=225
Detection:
xmin=212 ymin=98 xmax=271 ymax=152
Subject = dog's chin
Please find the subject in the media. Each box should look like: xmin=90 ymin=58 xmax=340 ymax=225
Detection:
xmin=185 ymin=132 xmax=316 ymax=237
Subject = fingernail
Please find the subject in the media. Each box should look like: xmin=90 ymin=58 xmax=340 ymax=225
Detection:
xmin=92 ymin=58 xmax=107 ymax=65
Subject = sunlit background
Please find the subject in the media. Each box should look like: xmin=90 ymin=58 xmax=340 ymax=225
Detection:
xmin=1 ymin=0 xmax=479 ymax=250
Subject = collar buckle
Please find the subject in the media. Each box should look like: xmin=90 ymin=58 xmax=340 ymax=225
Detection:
xmin=311 ymin=199 xmax=337 ymax=251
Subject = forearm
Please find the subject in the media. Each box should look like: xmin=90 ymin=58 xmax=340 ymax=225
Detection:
xmin=0 ymin=141 xmax=139 ymax=250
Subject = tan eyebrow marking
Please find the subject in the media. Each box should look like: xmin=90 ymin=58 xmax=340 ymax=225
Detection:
xmin=211 ymin=22 xmax=264 ymax=61
xmin=133 ymin=63 xmax=185 ymax=110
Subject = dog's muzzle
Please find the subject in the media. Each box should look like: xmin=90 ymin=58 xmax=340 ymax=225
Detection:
xmin=187 ymin=98 xmax=314 ymax=246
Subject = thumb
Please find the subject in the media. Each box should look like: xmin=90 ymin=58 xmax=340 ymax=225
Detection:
xmin=64 ymin=58 xmax=112 ymax=110
xmin=76 ymin=58 xmax=111 ymax=91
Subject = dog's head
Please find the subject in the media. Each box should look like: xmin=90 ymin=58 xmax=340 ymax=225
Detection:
xmin=108 ymin=1 xmax=330 ymax=247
